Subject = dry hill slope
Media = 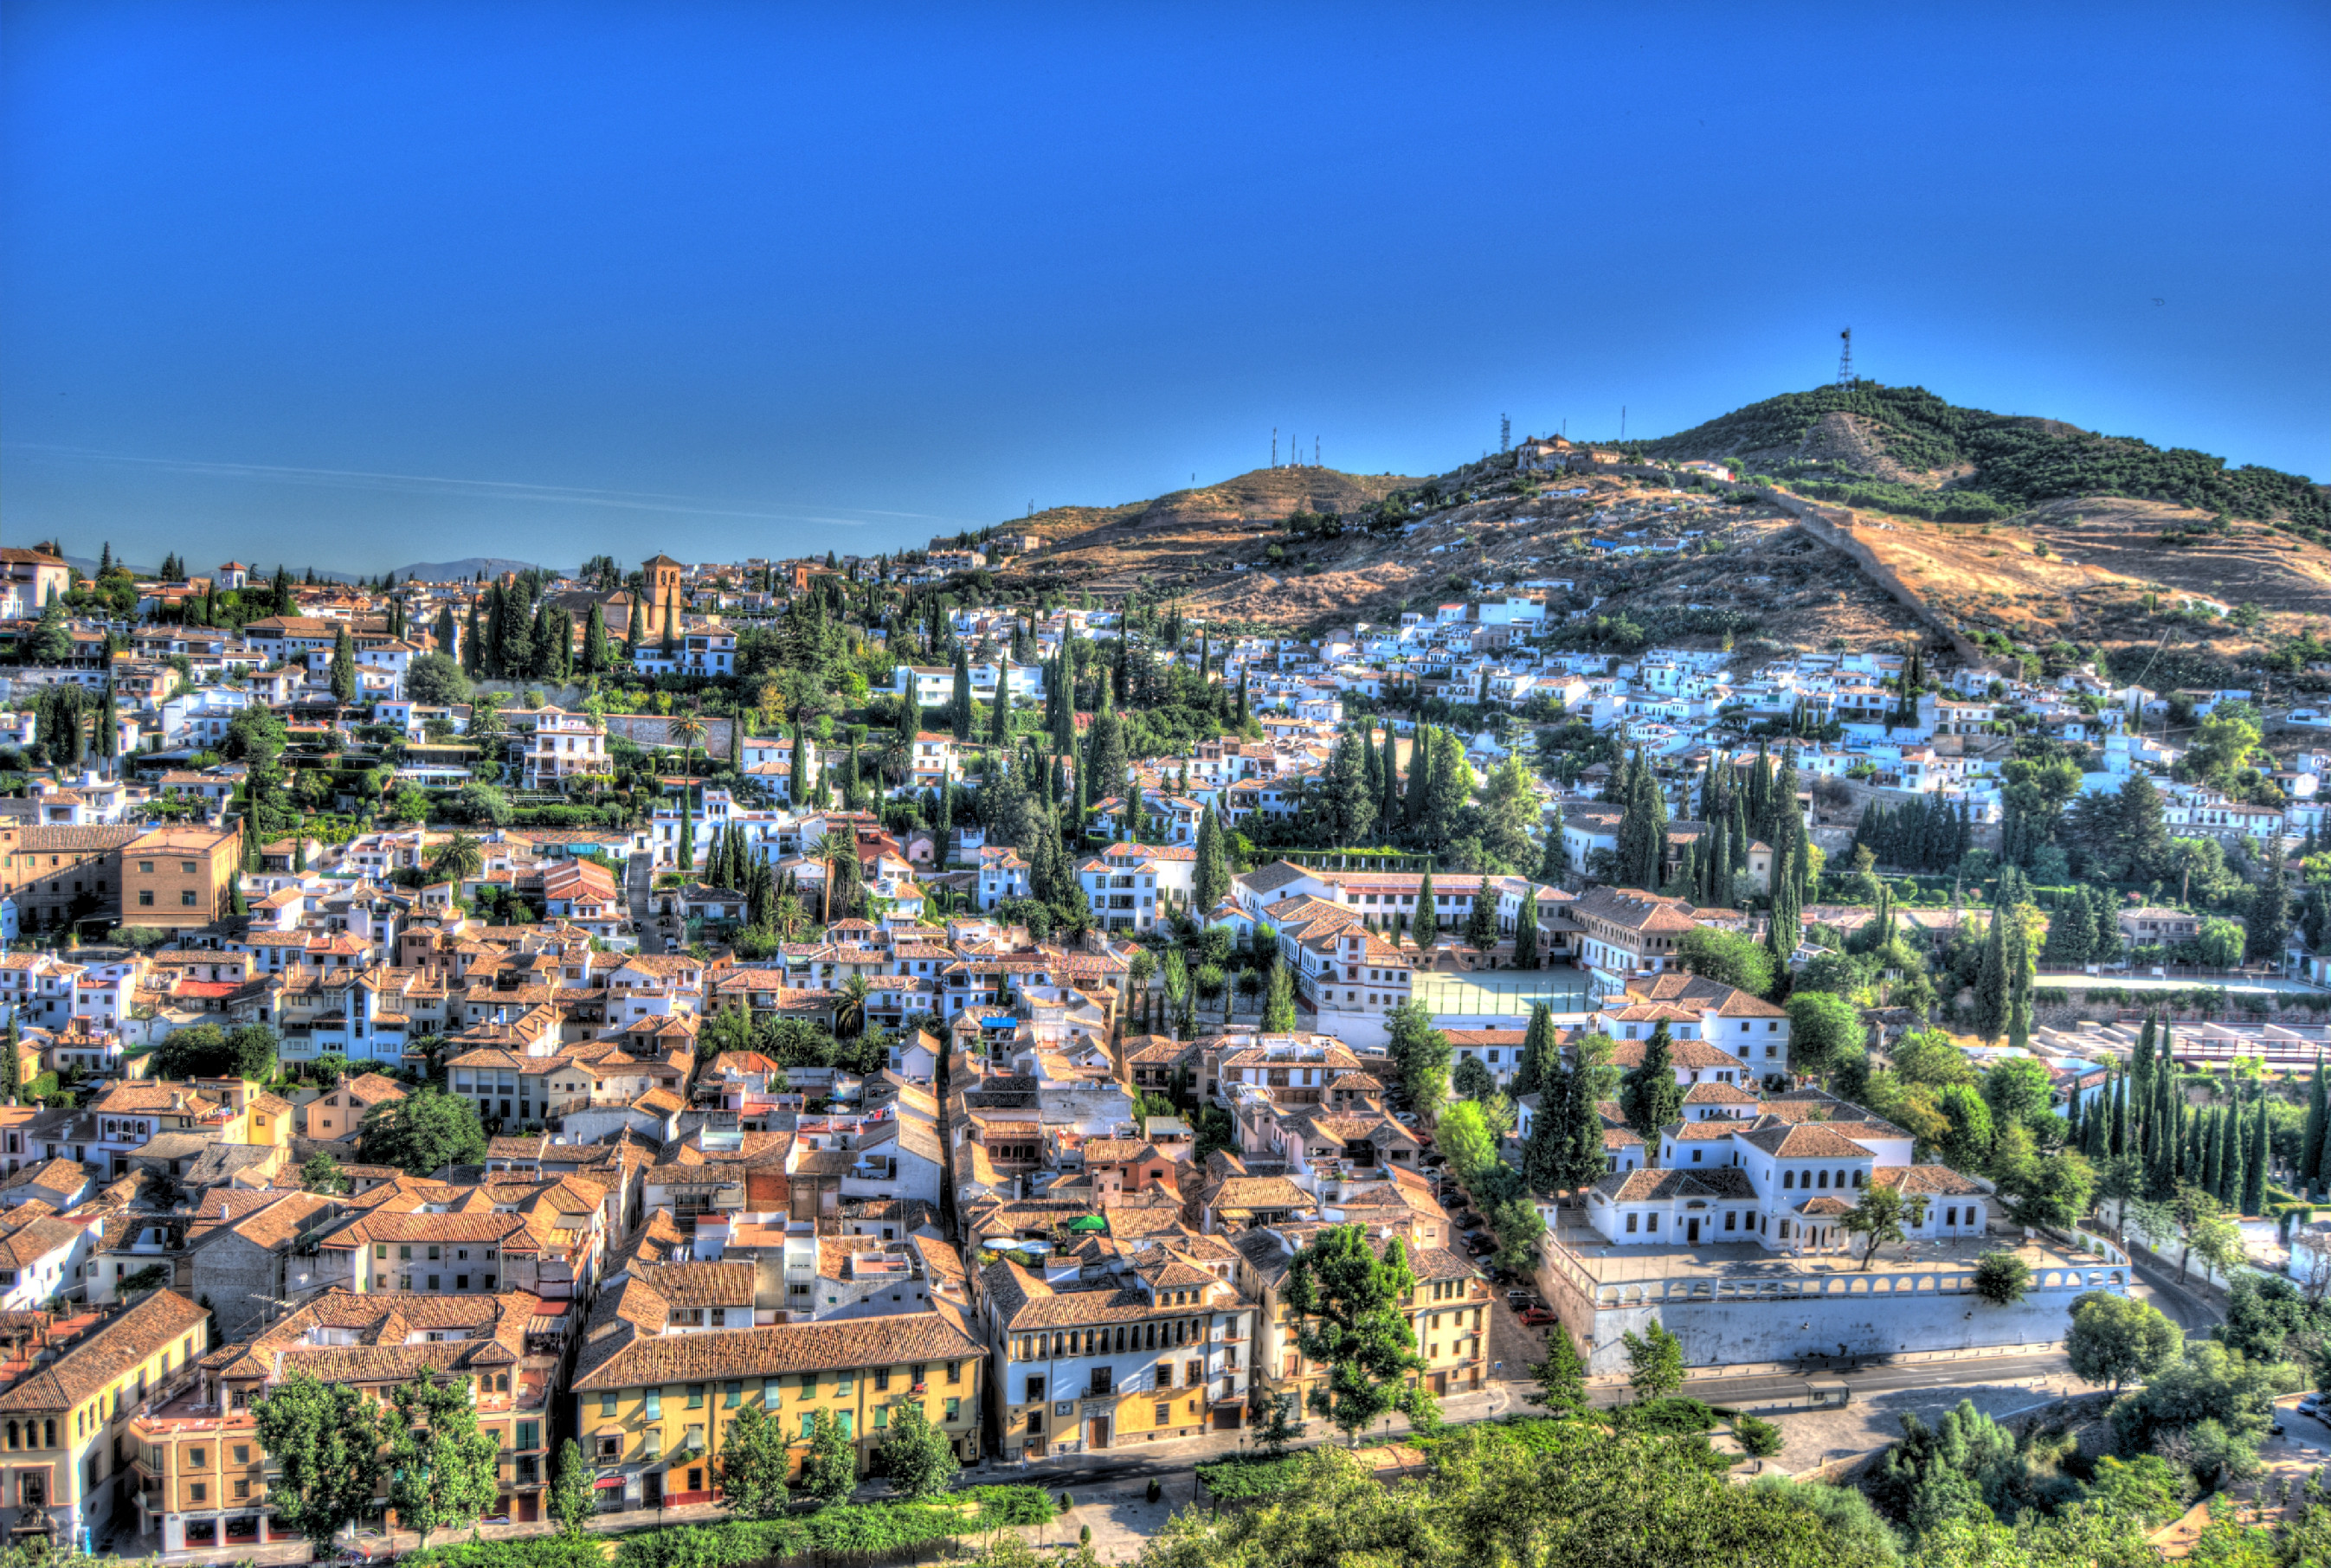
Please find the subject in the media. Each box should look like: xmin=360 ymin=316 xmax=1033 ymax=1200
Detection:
xmin=997 ymin=386 xmax=2328 ymax=688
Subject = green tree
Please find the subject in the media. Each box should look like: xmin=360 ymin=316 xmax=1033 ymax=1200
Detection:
xmin=1464 ymin=875 xmax=1498 ymax=948
xmin=385 ymin=1372 xmax=502 ymax=1548
xmin=1283 ymin=1224 xmax=1436 ymax=1444
xmin=330 ymin=623 xmax=357 ymax=703
xmin=2064 ymin=1290 xmax=2183 ymax=1393
xmin=1386 ymin=1003 xmax=1452 ymax=1121
xmin=1619 ymin=1021 xmax=1684 ymax=1137
xmin=799 ymin=1407 xmax=858 ymax=1508
xmin=1193 ymin=806 xmax=1230 ymax=915
xmin=1525 ymin=1328 xmax=1587 ymax=1417
xmin=249 ymin=1371 xmax=388 ymax=1551
xmin=1262 ymin=964 xmax=1298 ymax=1032
xmin=1933 ymin=1083 xmax=1994 ymax=1173
xmin=873 ymin=1398 xmax=959 ymax=1501
xmin=1843 ymin=1184 xmax=1926 ymax=1269
xmin=1511 ymin=1002 xmax=1556 ymax=1099
xmin=430 ymin=832 xmax=486 ymax=884
xmin=1981 ymin=1056 xmax=2055 ymax=1131
xmin=1435 ymin=1101 xmax=1496 ymax=1186
xmin=1733 ymin=1414 xmax=1785 ymax=1461
xmin=715 ymin=1400 xmax=791 ymax=1518
xmin=299 ymin=1152 xmax=351 ymax=1194
xmin=361 ymin=1088 xmax=488 ymax=1173
xmin=550 ymin=1437 xmax=594 ymax=1537
xmin=26 ymin=597 xmax=72 ymax=664
xmin=1783 ymin=991 xmax=1862 ymax=1083
xmin=407 ymin=652 xmax=470 ymax=705
xmin=1675 ymin=926 xmax=1775 ymax=998
xmin=1972 ymin=1251 xmax=2031 ymax=1305
xmin=1621 ymin=1320 xmax=1684 ymax=1400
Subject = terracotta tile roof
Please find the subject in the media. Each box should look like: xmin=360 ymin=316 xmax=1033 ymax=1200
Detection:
xmin=0 ymin=1289 xmax=211 ymax=1411
xmin=1591 ymin=1167 xmax=1756 ymax=1202
xmin=638 ymin=1262 xmax=755 ymax=1308
xmin=1739 ymin=1121 xmax=1876 ymax=1159
xmin=572 ymin=1295 xmax=981 ymax=1390
xmin=1871 ymin=1165 xmax=1987 ymax=1196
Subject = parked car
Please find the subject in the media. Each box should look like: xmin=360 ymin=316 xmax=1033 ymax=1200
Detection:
xmin=1504 ymin=1288 xmax=1533 ymax=1305
xmin=1518 ymin=1307 xmax=1559 ymax=1328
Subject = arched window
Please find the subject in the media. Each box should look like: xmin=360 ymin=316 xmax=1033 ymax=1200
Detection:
xmin=42 ymin=1420 xmax=54 ymax=1449
xmin=1782 ymin=1171 xmax=1794 ymax=1190
xmin=1851 ymin=1170 xmax=1864 ymax=1188
xmin=1816 ymin=1171 xmax=1828 ymax=1190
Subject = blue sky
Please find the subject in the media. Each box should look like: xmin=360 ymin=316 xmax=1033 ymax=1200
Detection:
xmin=3 ymin=2 xmax=2326 ymax=574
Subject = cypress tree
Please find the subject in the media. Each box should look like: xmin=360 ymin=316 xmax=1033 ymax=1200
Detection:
xmin=1537 ymin=804 xmax=1567 ymax=884
xmin=1974 ymin=913 xmax=2009 ymax=1044
xmin=1555 ymin=1048 xmax=1606 ymax=1193
xmin=2243 ymin=1084 xmax=2270 ymax=1215
xmin=1402 ymin=726 xmax=1433 ymax=832
xmin=660 ymin=586 xmax=679 ymax=657
xmin=463 ymin=598 xmax=484 ymax=678
xmin=1362 ymin=727 xmax=1382 ymax=823
xmin=1193 ymin=807 xmax=1228 ymax=916
xmin=2302 ymin=1055 xmax=2327 ymax=1197
xmin=583 ymin=602 xmax=609 ymax=674
xmin=950 ymin=648 xmax=973 ymax=740
xmin=1379 ymin=726 xmax=1400 ymax=839
xmin=1414 ymin=867 xmax=1437 ymax=937
xmin=1514 ymin=886 xmax=1540 ymax=970
xmin=1514 ymin=1002 xmax=1555 ymax=1099
xmin=2111 ymin=1072 xmax=2130 ymax=1159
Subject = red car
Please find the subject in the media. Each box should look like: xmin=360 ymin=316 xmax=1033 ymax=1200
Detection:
xmin=1517 ymin=1307 xmax=1559 ymax=1328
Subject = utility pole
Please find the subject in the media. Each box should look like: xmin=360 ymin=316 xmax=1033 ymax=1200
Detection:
xmin=1272 ymin=428 xmax=1278 ymax=468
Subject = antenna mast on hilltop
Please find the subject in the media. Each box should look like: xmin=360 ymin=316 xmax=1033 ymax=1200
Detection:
xmin=1500 ymin=414 xmax=1510 ymax=453
xmin=1838 ymin=328 xmax=1855 ymax=386
xmin=1272 ymin=428 xmax=1278 ymax=468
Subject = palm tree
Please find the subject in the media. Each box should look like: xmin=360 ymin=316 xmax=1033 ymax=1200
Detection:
xmin=669 ymin=708 xmax=710 ymax=785
xmin=431 ymin=833 xmax=485 ymax=885
xmin=835 ymin=974 xmax=871 ymax=1038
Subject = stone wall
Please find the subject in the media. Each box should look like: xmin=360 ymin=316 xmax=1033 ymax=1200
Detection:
xmin=1532 ymin=1230 xmax=2128 ymax=1377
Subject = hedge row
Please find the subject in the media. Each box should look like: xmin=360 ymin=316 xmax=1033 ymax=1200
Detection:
xmin=1194 ymin=1456 xmax=1304 ymax=1501
xmin=609 ymin=1487 xmax=1056 ymax=1568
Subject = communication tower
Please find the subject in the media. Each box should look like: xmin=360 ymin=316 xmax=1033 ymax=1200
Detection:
xmin=1838 ymin=328 xmax=1855 ymax=385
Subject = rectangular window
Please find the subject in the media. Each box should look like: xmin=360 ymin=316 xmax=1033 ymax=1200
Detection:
xmin=138 ymin=890 xmax=153 ymax=907
xmin=600 ymin=1392 xmax=617 ymax=1417
xmin=724 ymin=1381 xmax=741 ymax=1408
xmin=873 ymin=1369 xmax=890 ymax=1391
xmin=181 ymin=890 xmax=197 ymax=907
xmin=800 ymin=1412 xmax=816 ymax=1438
xmin=190 ymin=1483 xmax=206 ymax=1502
xmin=686 ymin=1383 xmax=705 ymax=1409
xmin=1626 ymin=1213 xmax=1638 ymax=1233
xmin=645 ymin=1389 xmax=662 ymax=1420
xmin=836 ymin=1411 xmax=853 ymax=1439
xmin=873 ymin=1407 xmax=888 ymax=1430
xmin=518 ymin=1421 xmax=538 ymax=1450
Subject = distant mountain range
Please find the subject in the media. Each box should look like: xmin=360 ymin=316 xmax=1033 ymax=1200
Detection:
xmin=387 ymin=556 xmax=562 ymax=582
xmin=46 ymin=553 xmax=557 ymax=584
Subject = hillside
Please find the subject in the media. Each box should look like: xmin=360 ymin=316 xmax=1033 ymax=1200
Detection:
xmin=999 ymin=386 xmax=2330 ymax=689
xmin=1635 ymin=382 xmax=2329 ymax=533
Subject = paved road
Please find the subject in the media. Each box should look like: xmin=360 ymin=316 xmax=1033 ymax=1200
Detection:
xmin=2126 ymin=1244 xmax=2221 ymax=1333
xmin=627 ymin=851 xmax=664 ymax=954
